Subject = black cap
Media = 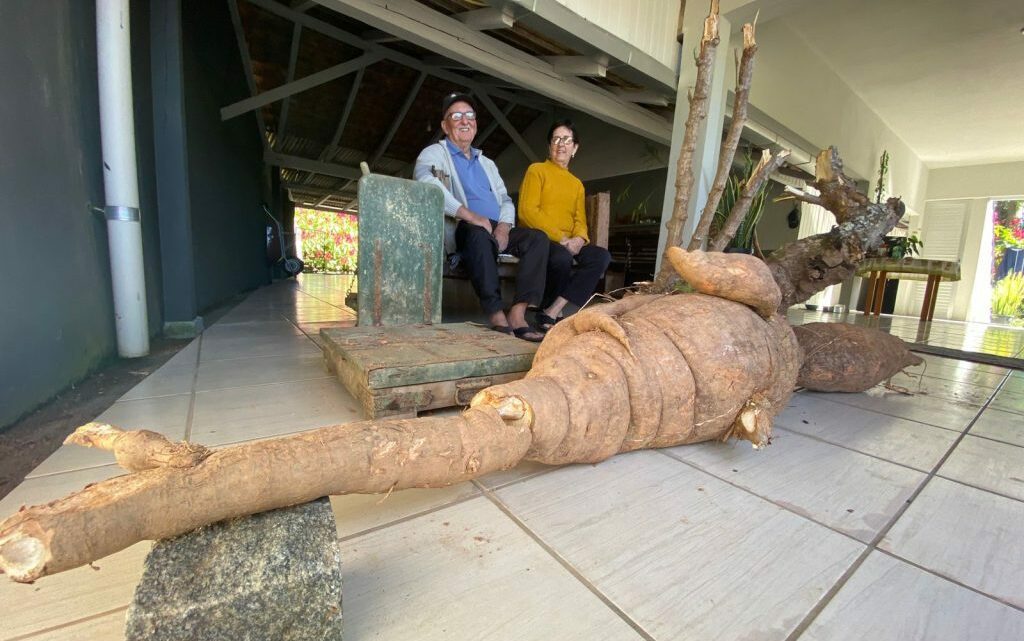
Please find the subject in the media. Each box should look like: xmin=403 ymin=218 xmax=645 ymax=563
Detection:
xmin=441 ymin=92 xmax=475 ymax=119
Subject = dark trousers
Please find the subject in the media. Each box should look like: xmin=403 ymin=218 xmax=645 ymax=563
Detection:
xmin=544 ymin=242 xmax=612 ymax=308
xmin=455 ymin=221 xmax=548 ymax=315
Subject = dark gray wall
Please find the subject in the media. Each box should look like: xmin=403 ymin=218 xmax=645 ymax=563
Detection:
xmin=182 ymin=0 xmax=268 ymax=311
xmin=0 ymin=0 xmax=162 ymax=428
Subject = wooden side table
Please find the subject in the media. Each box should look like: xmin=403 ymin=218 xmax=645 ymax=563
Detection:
xmin=857 ymin=258 xmax=961 ymax=322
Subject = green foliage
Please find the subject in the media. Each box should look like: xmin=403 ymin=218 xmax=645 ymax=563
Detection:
xmin=992 ymin=201 xmax=1024 ymax=272
xmin=709 ymin=151 xmax=770 ymax=250
xmin=991 ymin=273 xmax=1024 ymax=317
xmin=889 ymin=234 xmax=923 ymax=259
xmin=874 ymin=149 xmax=889 ymax=204
xmin=294 ymin=208 xmax=358 ymax=273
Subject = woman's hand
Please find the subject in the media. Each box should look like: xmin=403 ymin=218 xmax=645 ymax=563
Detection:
xmin=561 ymin=236 xmax=586 ymax=256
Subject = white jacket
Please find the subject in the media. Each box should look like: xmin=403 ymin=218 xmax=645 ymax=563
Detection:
xmin=414 ymin=140 xmax=516 ymax=254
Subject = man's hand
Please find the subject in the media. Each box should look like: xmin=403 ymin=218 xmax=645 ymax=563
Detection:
xmin=455 ymin=206 xmax=493 ymax=232
xmin=561 ymin=236 xmax=586 ymax=256
xmin=493 ymin=223 xmax=511 ymax=253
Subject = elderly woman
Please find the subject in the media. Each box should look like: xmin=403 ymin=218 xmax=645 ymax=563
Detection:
xmin=517 ymin=119 xmax=612 ymax=330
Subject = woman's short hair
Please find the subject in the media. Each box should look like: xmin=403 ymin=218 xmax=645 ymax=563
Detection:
xmin=547 ymin=119 xmax=579 ymax=146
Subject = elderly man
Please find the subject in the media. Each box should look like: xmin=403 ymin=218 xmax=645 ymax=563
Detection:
xmin=414 ymin=93 xmax=547 ymax=342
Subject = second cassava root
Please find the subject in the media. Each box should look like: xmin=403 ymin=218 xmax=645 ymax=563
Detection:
xmin=0 ymin=249 xmax=801 ymax=583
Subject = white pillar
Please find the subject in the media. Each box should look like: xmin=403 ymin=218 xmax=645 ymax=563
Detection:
xmin=655 ymin=11 xmax=732 ymax=269
xmin=97 ymin=0 xmax=150 ymax=357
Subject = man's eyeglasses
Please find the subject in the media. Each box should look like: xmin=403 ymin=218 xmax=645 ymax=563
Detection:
xmin=447 ymin=111 xmax=476 ymax=122
xmin=551 ymin=135 xmax=575 ymax=145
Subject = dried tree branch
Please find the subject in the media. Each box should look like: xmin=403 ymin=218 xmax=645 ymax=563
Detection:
xmin=688 ymin=21 xmax=758 ymax=251
xmin=709 ymin=148 xmax=790 ymax=251
xmin=764 ymin=147 xmax=906 ymax=310
xmin=651 ymin=0 xmax=721 ymax=291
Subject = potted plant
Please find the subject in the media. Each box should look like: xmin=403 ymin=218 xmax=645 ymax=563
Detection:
xmin=710 ymin=151 xmax=771 ymax=253
xmin=887 ymin=234 xmax=923 ymax=259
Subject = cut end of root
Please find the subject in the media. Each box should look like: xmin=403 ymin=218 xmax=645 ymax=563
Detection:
xmin=64 ymin=422 xmax=123 ymax=451
xmin=0 ymin=531 xmax=49 ymax=583
xmin=722 ymin=398 xmax=774 ymax=449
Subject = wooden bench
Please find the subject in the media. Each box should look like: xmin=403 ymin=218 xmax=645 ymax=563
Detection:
xmin=442 ymin=191 xmax=611 ymax=281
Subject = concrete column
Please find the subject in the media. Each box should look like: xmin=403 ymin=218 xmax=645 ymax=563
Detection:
xmin=655 ymin=11 xmax=732 ymax=270
xmin=152 ymin=0 xmax=203 ymax=337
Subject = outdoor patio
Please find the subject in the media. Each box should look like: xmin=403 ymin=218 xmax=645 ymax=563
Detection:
xmin=1 ymin=273 xmax=1022 ymax=640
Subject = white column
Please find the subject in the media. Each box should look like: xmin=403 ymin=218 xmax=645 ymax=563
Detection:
xmin=97 ymin=0 xmax=150 ymax=357
xmin=654 ymin=11 xmax=732 ymax=270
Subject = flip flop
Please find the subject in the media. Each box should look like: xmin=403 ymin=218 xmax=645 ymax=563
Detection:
xmin=512 ymin=326 xmax=544 ymax=343
xmin=490 ymin=325 xmax=514 ymax=335
xmin=534 ymin=312 xmax=561 ymax=332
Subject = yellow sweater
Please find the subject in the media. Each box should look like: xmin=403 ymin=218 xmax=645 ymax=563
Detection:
xmin=517 ymin=160 xmax=589 ymax=243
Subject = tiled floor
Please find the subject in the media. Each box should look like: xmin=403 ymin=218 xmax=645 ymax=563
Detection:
xmin=2 ymin=274 xmax=1023 ymax=640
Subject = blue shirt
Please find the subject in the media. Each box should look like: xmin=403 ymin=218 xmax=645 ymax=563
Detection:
xmin=446 ymin=139 xmax=500 ymax=222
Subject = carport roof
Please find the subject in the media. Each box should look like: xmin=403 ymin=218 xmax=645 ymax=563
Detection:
xmin=228 ymin=0 xmax=678 ymax=211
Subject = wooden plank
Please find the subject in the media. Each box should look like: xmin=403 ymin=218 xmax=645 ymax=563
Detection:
xmin=586 ymin=191 xmax=611 ymax=249
xmin=320 ymin=323 xmax=538 ymax=389
xmin=356 ymin=175 xmax=444 ymax=326
xmin=320 ymin=323 xmax=535 ymax=418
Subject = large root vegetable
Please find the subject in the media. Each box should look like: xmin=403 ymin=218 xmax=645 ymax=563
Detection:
xmin=792 ymin=323 xmax=923 ymax=392
xmin=0 ymin=249 xmax=801 ymax=583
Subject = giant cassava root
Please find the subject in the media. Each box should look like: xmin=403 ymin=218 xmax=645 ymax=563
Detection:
xmin=0 ymin=248 xmax=802 ymax=583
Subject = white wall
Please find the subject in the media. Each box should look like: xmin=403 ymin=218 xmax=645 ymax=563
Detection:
xmin=745 ymin=19 xmax=930 ymax=214
xmin=551 ymin=0 xmax=681 ymax=70
xmin=925 ymin=162 xmax=1024 ymax=201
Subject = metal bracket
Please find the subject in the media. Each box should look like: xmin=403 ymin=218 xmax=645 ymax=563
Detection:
xmin=105 ymin=205 xmax=141 ymax=222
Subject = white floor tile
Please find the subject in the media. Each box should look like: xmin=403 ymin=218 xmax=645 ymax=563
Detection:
xmin=991 ymin=388 xmax=1024 ymax=416
xmin=339 ymin=497 xmax=645 ymax=641
xmin=902 ymin=364 xmax=1007 ymax=389
xmin=195 ymin=353 xmax=331 ymax=392
xmin=27 ymin=394 xmax=192 ymax=478
xmin=160 ymin=338 xmax=199 ymax=368
xmin=202 ymin=319 xmax=303 ymax=340
xmin=330 ymin=483 xmax=480 ymax=539
xmin=938 ymin=435 xmax=1024 ymax=500
xmin=801 ymin=551 xmax=1024 ymax=641
xmin=778 ymin=394 xmax=959 ymax=471
xmin=0 ymin=543 xmax=146 ymax=640
xmin=495 ymin=451 xmax=864 ymax=641
xmin=807 ymin=388 xmax=980 ymax=431
xmin=668 ymin=431 xmax=926 ymax=541
xmin=119 ymin=365 xmax=196 ymax=401
xmin=16 ymin=608 xmax=128 ymax=641
xmin=476 ymin=460 xmax=556 ymax=490
xmin=1 ymin=464 xmax=123 ymax=515
xmin=971 ymin=407 xmax=1024 ymax=446
xmin=881 ymin=477 xmax=1024 ymax=608
xmin=884 ymin=372 xmax=996 ymax=405
xmin=198 ymin=333 xmax=320 ymax=363
xmin=189 ymin=378 xmax=362 ymax=446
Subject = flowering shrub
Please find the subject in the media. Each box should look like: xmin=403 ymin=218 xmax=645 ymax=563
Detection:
xmin=294 ymin=208 xmax=358 ymax=273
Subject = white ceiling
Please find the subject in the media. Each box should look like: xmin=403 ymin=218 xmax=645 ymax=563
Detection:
xmin=734 ymin=0 xmax=1024 ymax=168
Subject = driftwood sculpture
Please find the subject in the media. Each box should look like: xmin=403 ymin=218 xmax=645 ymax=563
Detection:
xmin=0 ymin=1 xmax=922 ymax=584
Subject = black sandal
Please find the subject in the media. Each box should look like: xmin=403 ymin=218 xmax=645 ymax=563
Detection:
xmin=534 ymin=312 xmax=561 ymax=332
xmin=490 ymin=325 xmax=514 ymax=336
xmin=512 ymin=326 xmax=544 ymax=343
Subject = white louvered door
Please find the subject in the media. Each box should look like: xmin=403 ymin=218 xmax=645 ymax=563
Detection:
xmin=910 ymin=201 xmax=969 ymax=319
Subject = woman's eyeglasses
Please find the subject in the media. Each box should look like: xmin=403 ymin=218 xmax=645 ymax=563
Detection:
xmin=447 ymin=111 xmax=476 ymax=121
xmin=550 ymin=135 xmax=575 ymax=145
